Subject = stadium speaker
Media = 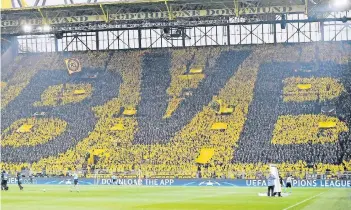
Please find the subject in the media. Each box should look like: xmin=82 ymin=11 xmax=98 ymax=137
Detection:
xmin=55 ymin=32 xmax=63 ymax=39
xmin=171 ymin=33 xmax=182 ymax=38
xmin=281 ymin=14 xmax=286 ymax=30
xmin=163 ymin=27 xmax=170 ymax=34
xmin=341 ymin=16 xmax=347 ymax=23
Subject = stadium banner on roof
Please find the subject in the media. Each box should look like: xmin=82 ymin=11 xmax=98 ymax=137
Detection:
xmin=1 ymin=5 xmax=305 ymax=27
xmin=6 ymin=178 xmax=351 ymax=188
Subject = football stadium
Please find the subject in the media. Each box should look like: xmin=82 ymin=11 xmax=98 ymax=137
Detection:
xmin=1 ymin=0 xmax=351 ymax=209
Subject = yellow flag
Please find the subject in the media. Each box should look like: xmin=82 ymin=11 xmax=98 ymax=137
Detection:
xmin=189 ymin=66 xmax=204 ymax=74
xmin=123 ymin=109 xmax=137 ymax=116
xmin=297 ymin=84 xmax=312 ymax=90
xmin=16 ymin=124 xmax=33 ymax=133
xmin=196 ymin=148 xmax=215 ymax=164
xmin=110 ymin=124 xmax=125 ymax=131
xmin=318 ymin=121 xmax=336 ymax=128
xmin=73 ymin=89 xmax=86 ymax=95
xmin=211 ymin=123 xmax=228 ymax=130
xmin=88 ymin=149 xmax=107 ymax=165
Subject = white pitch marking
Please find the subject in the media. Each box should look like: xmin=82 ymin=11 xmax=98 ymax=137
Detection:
xmin=282 ymin=192 xmax=324 ymax=210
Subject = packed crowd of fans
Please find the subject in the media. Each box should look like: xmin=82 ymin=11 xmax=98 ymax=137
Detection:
xmin=1 ymin=38 xmax=12 ymax=54
xmin=283 ymin=77 xmax=344 ymax=102
xmin=1 ymin=118 xmax=67 ymax=147
xmin=164 ymin=48 xmax=221 ymax=118
xmin=1 ymin=42 xmax=351 ymax=179
xmin=1 ymin=55 xmax=41 ymax=109
xmin=1 ymin=81 xmax=7 ymax=90
xmin=1 ymin=51 xmax=120 ymax=165
xmin=33 ymin=83 xmax=93 ymax=106
xmin=272 ymin=115 xmax=348 ymax=145
xmin=234 ymin=42 xmax=351 ymax=166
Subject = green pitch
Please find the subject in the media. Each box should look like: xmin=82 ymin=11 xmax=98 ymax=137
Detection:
xmin=1 ymin=186 xmax=350 ymax=210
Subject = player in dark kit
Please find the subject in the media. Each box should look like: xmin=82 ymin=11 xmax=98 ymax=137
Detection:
xmin=285 ymin=175 xmax=293 ymax=193
xmin=111 ymin=174 xmax=117 ymax=185
xmin=277 ymin=176 xmax=283 ymax=197
xmin=1 ymin=170 xmax=9 ymax=191
xmin=29 ymin=173 xmax=34 ymax=184
xmin=17 ymin=172 xmax=24 ymax=190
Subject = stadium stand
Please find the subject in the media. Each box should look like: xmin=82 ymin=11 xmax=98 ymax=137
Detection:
xmin=1 ymin=38 xmax=11 ymax=54
xmin=1 ymin=42 xmax=351 ymax=179
xmin=1 ymin=51 xmax=121 ymax=164
xmin=1 ymin=118 xmax=67 ymax=147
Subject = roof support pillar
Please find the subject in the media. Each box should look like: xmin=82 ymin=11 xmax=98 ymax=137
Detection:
xmin=38 ymin=8 xmax=48 ymax=25
xmin=165 ymin=0 xmax=174 ymax=20
xmin=100 ymin=4 xmax=109 ymax=23
xmin=234 ymin=0 xmax=239 ymax=17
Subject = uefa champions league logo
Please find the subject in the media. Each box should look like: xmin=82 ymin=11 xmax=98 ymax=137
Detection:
xmin=198 ymin=180 xmax=221 ymax=186
xmin=58 ymin=179 xmax=72 ymax=185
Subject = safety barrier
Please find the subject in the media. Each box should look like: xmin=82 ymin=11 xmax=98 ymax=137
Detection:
xmin=6 ymin=178 xmax=351 ymax=188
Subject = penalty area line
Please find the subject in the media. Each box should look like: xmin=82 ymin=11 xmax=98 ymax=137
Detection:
xmin=282 ymin=192 xmax=324 ymax=210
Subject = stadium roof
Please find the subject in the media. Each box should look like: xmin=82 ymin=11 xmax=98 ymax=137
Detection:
xmin=0 ymin=0 xmax=322 ymax=23
xmin=1 ymin=0 xmax=307 ymax=12
xmin=2 ymin=0 xmax=306 ymax=10
xmin=1 ymin=0 xmax=350 ymax=35
xmin=0 ymin=0 xmax=307 ymax=25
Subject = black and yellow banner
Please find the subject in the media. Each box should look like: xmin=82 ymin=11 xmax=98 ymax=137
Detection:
xmin=65 ymin=58 xmax=82 ymax=75
xmin=1 ymin=5 xmax=305 ymax=27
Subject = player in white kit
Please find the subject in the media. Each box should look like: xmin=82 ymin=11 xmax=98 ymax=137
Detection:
xmin=70 ymin=173 xmax=80 ymax=192
xmin=285 ymin=175 xmax=293 ymax=193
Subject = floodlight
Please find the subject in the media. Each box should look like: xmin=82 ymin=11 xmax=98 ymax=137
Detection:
xmin=23 ymin=25 xmax=32 ymax=33
xmin=332 ymin=0 xmax=350 ymax=9
xmin=43 ymin=25 xmax=52 ymax=32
